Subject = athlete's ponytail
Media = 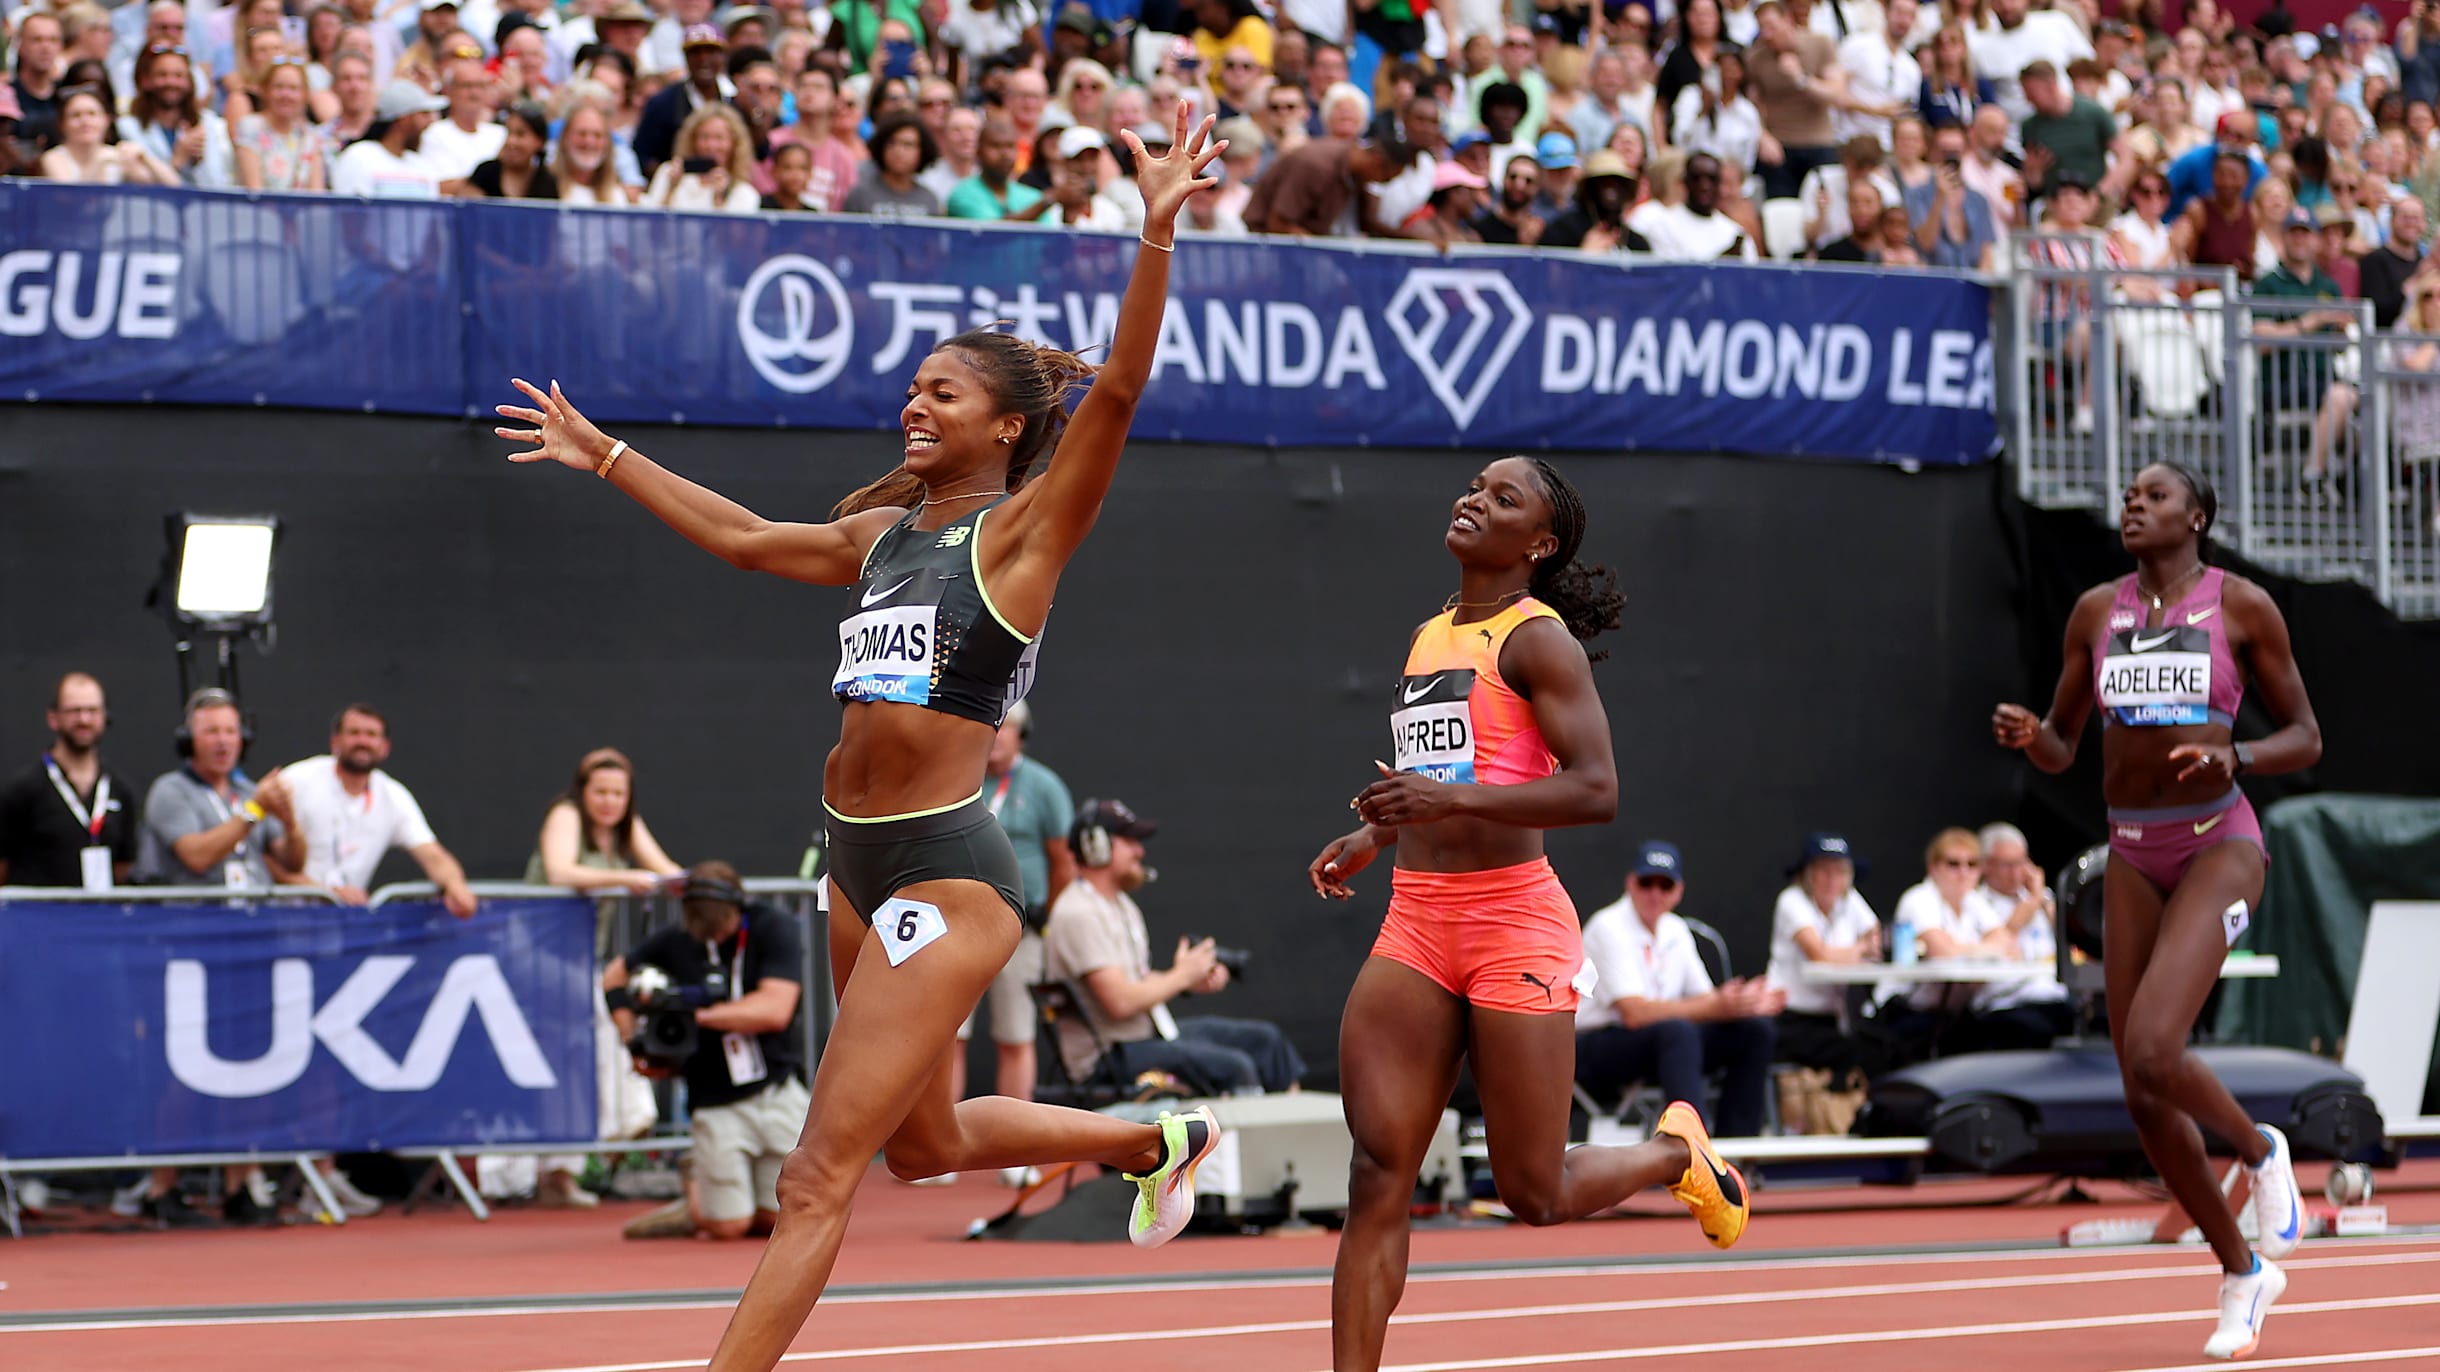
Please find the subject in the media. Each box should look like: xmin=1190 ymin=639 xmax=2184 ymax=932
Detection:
xmin=1523 ymin=457 xmax=1624 ymax=661
xmin=830 ymin=330 xmax=1099 ymax=520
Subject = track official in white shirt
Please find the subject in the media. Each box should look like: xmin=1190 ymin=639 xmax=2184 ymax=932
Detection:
xmin=284 ymin=703 xmax=477 ymax=916
xmin=1575 ymin=841 xmax=1784 ymax=1138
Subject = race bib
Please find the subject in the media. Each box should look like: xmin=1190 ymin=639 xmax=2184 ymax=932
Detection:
xmin=2097 ymin=626 xmax=2212 ymax=726
xmin=834 ymin=603 xmax=937 ymax=706
xmin=1390 ymin=670 xmax=1476 ymax=783
xmin=874 ymin=896 xmax=948 ymax=967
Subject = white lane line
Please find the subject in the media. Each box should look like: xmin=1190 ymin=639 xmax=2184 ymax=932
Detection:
xmin=2112 ymin=1348 xmax=2440 ymax=1372
xmin=8 ymin=1242 xmax=2435 ymax=1339
xmin=1346 ymin=1293 xmax=2440 ymax=1372
xmin=464 ymin=1250 xmax=2440 ymax=1372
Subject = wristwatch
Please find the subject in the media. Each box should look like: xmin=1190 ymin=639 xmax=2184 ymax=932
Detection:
xmin=2231 ymin=742 xmax=2255 ymax=776
xmin=238 ymin=798 xmax=266 ymax=825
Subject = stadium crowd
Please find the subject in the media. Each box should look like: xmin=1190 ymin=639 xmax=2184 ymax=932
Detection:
xmin=0 ymin=0 xmax=2432 ymax=270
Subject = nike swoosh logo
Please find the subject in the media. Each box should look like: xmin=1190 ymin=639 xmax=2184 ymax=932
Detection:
xmin=2187 ymin=606 xmax=2218 ymax=624
xmin=2131 ymin=631 xmax=2177 ymax=651
xmin=1402 ymin=676 xmax=1441 ymax=704
xmin=861 ymin=576 xmax=915 ymax=608
xmin=2194 ymin=814 xmax=2225 ymax=837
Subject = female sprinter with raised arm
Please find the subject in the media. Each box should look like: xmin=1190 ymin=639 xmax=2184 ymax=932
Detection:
xmin=497 ymin=104 xmax=1226 ymax=1372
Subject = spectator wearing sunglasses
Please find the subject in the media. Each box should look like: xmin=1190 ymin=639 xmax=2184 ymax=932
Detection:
xmin=1867 ymin=828 xmax=2016 ymax=1058
xmin=1575 ymin=842 xmax=1783 ymax=1140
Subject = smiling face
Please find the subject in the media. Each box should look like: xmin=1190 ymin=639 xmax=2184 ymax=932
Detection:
xmin=901 ymin=349 xmax=1019 ymax=476
xmin=562 ymin=105 xmax=609 ymax=169
xmin=264 ymin=61 xmax=308 ymax=119
xmin=60 ymin=90 xmax=110 ymax=148
xmin=580 ymin=766 xmax=632 ymax=829
xmin=1446 ymin=456 xmax=1558 ymax=570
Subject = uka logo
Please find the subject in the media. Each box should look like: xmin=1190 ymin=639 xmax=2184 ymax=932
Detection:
xmin=164 ymin=955 xmax=558 ymax=1098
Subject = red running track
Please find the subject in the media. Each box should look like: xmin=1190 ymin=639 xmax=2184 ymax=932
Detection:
xmin=4 ymin=1161 xmax=2436 ymax=1372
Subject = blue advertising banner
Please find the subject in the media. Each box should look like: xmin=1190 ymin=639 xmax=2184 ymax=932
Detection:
xmin=0 ymin=898 xmax=596 ymax=1156
xmin=0 ymin=183 xmax=1998 ymax=464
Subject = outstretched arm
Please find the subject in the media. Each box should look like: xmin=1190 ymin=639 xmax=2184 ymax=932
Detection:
xmin=1001 ymin=102 xmax=1223 ymax=568
xmin=496 ymin=379 xmax=900 ymax=585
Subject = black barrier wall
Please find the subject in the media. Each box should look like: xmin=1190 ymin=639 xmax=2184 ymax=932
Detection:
xmin=7 ymin=406 xmax=2429 ymax=1089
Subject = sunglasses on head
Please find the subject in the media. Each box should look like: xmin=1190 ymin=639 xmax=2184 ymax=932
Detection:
xmin=146 ymin=43 xmax=190 ymax=55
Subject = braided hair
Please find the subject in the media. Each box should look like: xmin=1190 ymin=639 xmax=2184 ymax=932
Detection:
xmin=832 ymin=329 xmax=1099 ymax=519
xmin=1521 ymin=457 xmax=1624 ymax=660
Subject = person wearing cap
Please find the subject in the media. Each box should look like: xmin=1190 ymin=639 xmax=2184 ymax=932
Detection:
xmin=604 ymin=861 xmax=811 ymax=1240
xmin=2165 ymin=110 xmax=2264 ymax=219
xmin=1539 ymin=148 xmax=1651 ymax=252
xmin=1042 ymin=799 xmax=1305 ymax=1098
xmin=2019 ymin=57 xmax=2123 ymax=203
xmin=332 ymin=78 xmax=449 ymax=196
xmin=1043 ymin=122 xmax=1129 ymax=227
xmin=633 ymin=20 xmax=730 ymax=172
xmin=1447 ymin=127 xmax=1494 ymax=185
xmin=396 ymin=0 xmax=471 ymax=94
xmin=2315 ymin=199 xmax=2364 ymax=295
xmin=568 ymin=0 xmax=654 ymax=78
xmin=1242 ymin=132 xmax=1412 ymax=236
xmin=1529 ymin=129 xmax=1580 ymax=221
xmin=1397 ymin=158 xmax=1486 ymax=246
xmin=1574 ymin=843 xmax=1784 ymax=1140
xmin=1764 ymin=833 xmax=1896 ymax=1083
xmin=2254 ymin=203 xmax=2361 ymax=494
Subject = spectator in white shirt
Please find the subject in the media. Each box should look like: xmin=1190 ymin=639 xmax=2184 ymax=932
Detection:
xmin=1576 ymin=842 xmax=1784 ymax=1138
xmin=284 ymin=704 xmax=476 ymax=916
xmin=332 ymin=79 xmax=448 ymax=197
xmin=1633 ymin=151 xmax=1761 ymax=258
xmin=419 ymin=57 xmax=505 ymax=181
xmin=1870 ymin=826 xmax=2016 ymax=1055
xmin=1965 ymin=0 xmax=2090 ymax=124
xmin=1767 ymin=832 xmax=1900 ymax=1083
xmin=1965 ymin=822 xmax=2074 ymax=1052
xmin=1834 ymin=0 xmax=1921 ymax=147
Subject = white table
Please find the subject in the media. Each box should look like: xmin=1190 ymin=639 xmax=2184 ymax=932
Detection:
xmin=1797 ymin=954 xmax=2280 ymax=984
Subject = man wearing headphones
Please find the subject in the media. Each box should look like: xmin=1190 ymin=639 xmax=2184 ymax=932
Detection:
xmin=133 ymin=688 xmax=303 ymax=889
xmin=1041 ymin=798 xmax=1305 ymax=1098
xmin=604 ymin=860 xmax=807 ymax=1240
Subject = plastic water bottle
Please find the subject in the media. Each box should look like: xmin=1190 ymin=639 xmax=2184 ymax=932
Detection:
xmin=1891 ymin=912 xmax=1918 ymax=966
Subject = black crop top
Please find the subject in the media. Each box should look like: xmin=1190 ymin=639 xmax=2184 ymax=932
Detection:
xmin=832 ymin=501 xmax=1042 ymax=726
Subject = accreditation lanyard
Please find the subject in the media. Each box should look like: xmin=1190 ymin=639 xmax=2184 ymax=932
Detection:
xmin=707 ymin=919 xmax=749 ymax=1002
xmin=985 ymin=772 xmax=1013 ymax=818
xmin=712 ymin=919 xmax=769 ymax=1086
xmin=42 ymin=754 xmax=108 ymax=840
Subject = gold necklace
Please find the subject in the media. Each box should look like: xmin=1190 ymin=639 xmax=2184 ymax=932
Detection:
xmin=2135 ymin=562 xmax=2203 ymax=610
xmin=1443 ymin=587 xmax=1530 ymax=612
xmin=921 ymin=489 xmax=999 ymax=509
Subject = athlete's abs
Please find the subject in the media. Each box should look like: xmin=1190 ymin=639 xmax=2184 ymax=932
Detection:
xmin=821 ymin=705 xmax=996 ymax=820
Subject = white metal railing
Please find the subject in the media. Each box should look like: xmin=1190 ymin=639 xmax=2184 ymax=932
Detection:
xmin=2007 ymin=235 xmax=2438 ymax=617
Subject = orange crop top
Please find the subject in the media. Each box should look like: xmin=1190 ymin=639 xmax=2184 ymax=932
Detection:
xmin=1388 ymin=598 xmax=1560 ymax=787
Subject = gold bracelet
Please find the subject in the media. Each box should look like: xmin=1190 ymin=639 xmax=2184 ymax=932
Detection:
xmin=596 ymin=438 xmax=628 ymax=479
xmin=1138 ymin=235 xmax=1175 ymax=253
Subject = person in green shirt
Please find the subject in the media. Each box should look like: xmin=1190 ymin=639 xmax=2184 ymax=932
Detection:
xmin=2251 ymin=205 xmax=2360 ymax=491
xmin=2019 ymin=60 xmax=2125 ymax=204
xmin=945 ymin=116 xmax=1048 ymax=220
xmin=953 ymin=699 xmax=1075 ymax=1119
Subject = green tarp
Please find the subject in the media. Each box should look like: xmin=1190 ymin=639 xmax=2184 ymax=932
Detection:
xmin=2218 ymin=793 xmax=2440 ymax=1115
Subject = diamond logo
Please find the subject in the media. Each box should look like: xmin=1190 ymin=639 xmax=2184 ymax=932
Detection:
xmin=1384 ymin=268 xmax=1533 ymax=431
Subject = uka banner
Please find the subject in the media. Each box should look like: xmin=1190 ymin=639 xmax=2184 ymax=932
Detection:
xmin=0 ymin=897 xmax=595 ymax=1156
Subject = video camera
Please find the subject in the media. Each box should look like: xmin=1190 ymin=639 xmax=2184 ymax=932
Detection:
xmin=1208 ymin=945 xmax=1252 ymax=983
xmin=624 ymin=964 xmax=730 ymax=1070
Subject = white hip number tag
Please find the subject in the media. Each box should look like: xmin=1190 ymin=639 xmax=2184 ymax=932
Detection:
xmin=2222 ymin=900 xmax=2251 ymax=948
xmin=722 ymin=1031 xmax=769 ymax=1087
xmin=875 ymin=897 xmax=949 ymax=968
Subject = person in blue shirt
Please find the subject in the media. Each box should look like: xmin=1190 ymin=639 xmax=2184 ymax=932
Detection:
xmin=2165 ymin=111 xmax=2263 ymax=218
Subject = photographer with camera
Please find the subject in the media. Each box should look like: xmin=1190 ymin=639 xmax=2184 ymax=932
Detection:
xmin=1041 ymin=799 xmax=1303 ymax=1097
xmin=603 ymin=861 xmax=807 ymax=1240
